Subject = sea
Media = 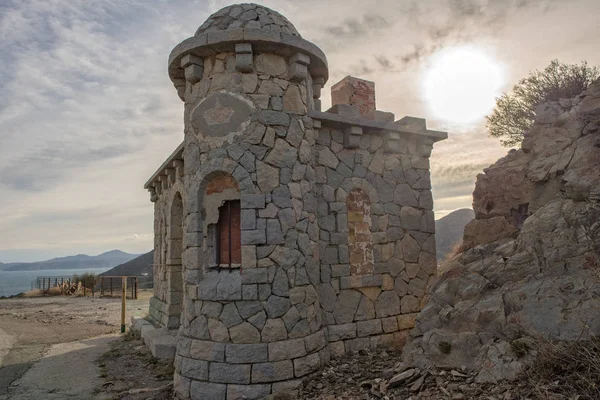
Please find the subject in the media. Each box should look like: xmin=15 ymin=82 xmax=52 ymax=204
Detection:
xmin=0 ymin=267 xmax=112 ymax=297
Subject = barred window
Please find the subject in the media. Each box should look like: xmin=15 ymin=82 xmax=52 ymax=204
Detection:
xmin=216 ymin=200 xmax=241 ymax=266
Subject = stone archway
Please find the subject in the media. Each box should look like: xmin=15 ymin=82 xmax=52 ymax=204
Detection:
xmin=165 ymin=192 xmax=184 ymax=330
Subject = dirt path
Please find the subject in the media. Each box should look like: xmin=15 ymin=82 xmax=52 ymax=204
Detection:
xmin=0 ymin=292 xmax=150 ymax=398
xmin=3 ymin=335 xmax=118 ymax=400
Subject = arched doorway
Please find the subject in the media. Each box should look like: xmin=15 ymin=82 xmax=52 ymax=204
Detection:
xmin=166 ymin=192 xmax=184 ymax=329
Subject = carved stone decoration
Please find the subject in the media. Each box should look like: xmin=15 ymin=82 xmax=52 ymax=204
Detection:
xmin=288 ymin=52 xmax=310 ymax=82
xmin=343 ymin=125 xmax=363 ymax=149
xmin=190 ymin=92 xmax=253 ymax=138
xmin=180 ymin=54 xmax=204 ymax=85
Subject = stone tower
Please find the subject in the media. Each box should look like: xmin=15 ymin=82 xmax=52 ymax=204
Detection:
xmin=142 ymin=3 xmax=447 ymax=399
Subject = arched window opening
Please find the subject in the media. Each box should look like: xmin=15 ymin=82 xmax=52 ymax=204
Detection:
xmin=201 ymin=173 xmax=241 ymax=268
xmin=347 ymin=188 xmax=374 ymax=275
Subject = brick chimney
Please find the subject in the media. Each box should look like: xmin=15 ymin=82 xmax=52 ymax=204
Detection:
xmin=331 ymin=76 xmax=376 ymax=118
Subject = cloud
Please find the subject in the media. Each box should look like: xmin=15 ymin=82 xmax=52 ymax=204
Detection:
xmin=324 ymin=14 xmax=392 ymax=39
xmin=1 ymin=0 xmax=599 ymax=261
xmin=318 ymin=0 xmax=563 ymax=75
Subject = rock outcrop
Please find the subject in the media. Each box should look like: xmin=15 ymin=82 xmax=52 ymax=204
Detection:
xmin=403 ymin=79 xmax=600 ymax=382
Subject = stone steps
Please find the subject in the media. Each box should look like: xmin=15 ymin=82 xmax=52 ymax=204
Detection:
xmin=131 ymin=317 xmax=177 ymax=360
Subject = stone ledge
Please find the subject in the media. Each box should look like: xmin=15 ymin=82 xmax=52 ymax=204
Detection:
xmin=168 ymin=29 xmax=329 ymax=88
xmin=308 ymin=110 xmax=447 ymax=143
xmin=132 ymin=316 xmax=177 ymax=360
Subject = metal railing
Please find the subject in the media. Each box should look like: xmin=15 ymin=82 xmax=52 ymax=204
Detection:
xmin=30 ymin=275 xmax=139 ymax=299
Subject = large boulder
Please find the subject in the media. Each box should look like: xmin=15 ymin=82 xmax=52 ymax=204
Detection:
xmin=403 ymin=79 xmax=600 ymax=382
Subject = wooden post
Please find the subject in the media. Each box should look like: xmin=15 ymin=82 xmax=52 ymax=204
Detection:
xmin=134 ymin=277 xmax=138 ymax=299
xmin=110 ymin=278 xmax=113 ymax=296
xmin=121 ymin=277 xmax=126 ymax=333
xmin=100 ymin=277 xmax=104 ymax=296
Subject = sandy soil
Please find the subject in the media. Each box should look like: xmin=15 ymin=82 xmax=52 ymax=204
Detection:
xmin=96 ymin=331 xmax=173 ymax=400
xmin=0 ymin=291 xmax=151 ymax=399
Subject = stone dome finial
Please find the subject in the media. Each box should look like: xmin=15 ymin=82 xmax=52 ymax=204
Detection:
xmin=168 ymin=2 xmax=329 ymax=98
xmin=195 ymin=3 xmax=301 ymax=38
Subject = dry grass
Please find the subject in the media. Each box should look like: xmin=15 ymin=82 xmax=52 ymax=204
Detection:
xmin=437 ymin=240 xmax=467 ymax=276
xmin=524 ymin=336 xmax=600 ymax=399
xmin=22 ymin=287 xmax=64 ymax=297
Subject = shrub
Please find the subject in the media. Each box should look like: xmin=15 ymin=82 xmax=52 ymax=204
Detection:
xmin=487 ymin=60 xmax=599 ymax=147
xmin=438 ymin=341 xmax=452 ymax=354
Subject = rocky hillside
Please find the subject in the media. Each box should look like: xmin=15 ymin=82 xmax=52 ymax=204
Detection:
xmin=99 ymin=251 xmax=154 ymax=288
xmin=435 ymin=208 xmax=475 ymax=260
xmin=403 ymin=79 xmax=600 ymax=382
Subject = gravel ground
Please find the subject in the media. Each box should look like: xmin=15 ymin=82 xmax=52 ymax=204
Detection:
xmin=0 ymin=291 xmax=150 ymax=398
xmin=298 ymin=349 xmax=583 ymax=400
xmin=95 ymin=331 xmax=173 ymax=400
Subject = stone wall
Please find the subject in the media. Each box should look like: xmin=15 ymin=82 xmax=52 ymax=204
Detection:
xmin=148 ymin=170 xmax=186 ymax=330
xmin=314 ymin=126 xmax=438 ymax=357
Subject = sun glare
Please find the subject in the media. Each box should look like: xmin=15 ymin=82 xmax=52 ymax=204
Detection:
xmin=423 ymin=46 xmax=504 ymax=124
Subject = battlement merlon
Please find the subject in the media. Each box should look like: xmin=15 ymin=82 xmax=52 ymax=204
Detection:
xmin=143 ymin=142 xmax=184 ymax=201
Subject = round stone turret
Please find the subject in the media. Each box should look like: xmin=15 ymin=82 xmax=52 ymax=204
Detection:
xmin=169 ymin=4 xmax=330 ymax=399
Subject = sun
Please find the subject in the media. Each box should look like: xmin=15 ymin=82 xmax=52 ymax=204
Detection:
xmin=423 ymin=46 xmax=504 ymax=124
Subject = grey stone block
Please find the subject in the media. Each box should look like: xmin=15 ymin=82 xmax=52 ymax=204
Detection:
xmin=331 ymin=264 xmax=350 ymax=278
xmin=190 ymin=340 xmax=225 ymax=362
xmin=268 ymin=338 xmax=306 ymax=361
xmin=242 ymin=268 xmax=268 ymax=284
xmin=272 ymin=268 xmax=289 ymax=297
xmin=252 ymin=360 xmax=294 ymax=383
xmin=262 ymin=318 xmax=287 ymax=342
xmin=328 ymin=323 xmax=357 ymax=341
xmin=282 ymin=306 xmax=300 ymax=331
xmin=230 ymin=321 xmax=262 ymax=345
xmin=226 ymin=343 xmax=268 ymax=363
xmin=258 ymin=283 xmax=272 ymax=300
xmin=304 ymin=330 xmax=327 ymax=353
xmin=220 ymin=303 xmax=243 ymax=328
xmin=260 ymin=110 xmax=290 ymax=126
xmin=227 ymin=384 xmax=272 ymax=400
xmin=241 ymin=194 xmax=266 ymax=209
xmin=190 ymin=381 xmax=226 ymax=400
xmin=357 ymin=319 xmax=383 ymax=337
xmin=209 ymin=362 xmax=251 ymax=384
xmin=235 ymin=300 xmax=262 ymax=319
xmin=242 ymin=284 xmax=259 ymax=300
xmin=265 ymin=295 xmax=291 ymax=318
xmin=242 ymin=229 xmax=267 ymax=245
xmin=241 ymin=209 xmax=257 ymax=230
xmin=181 ymin=357 xmax=208 ymax=380
xmin=289 ymin=319 xmax=310 ymax=339
xmin=266 ymin=219 xmax=284 ymax=244
xmin=293 ymin=353 xmax=321 ymax=377
xmin=215 ymin=272 xmax=242 ymax=300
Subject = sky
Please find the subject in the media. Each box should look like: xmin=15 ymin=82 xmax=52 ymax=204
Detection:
xmin=1 ymin=0 xmax=599 ymax=262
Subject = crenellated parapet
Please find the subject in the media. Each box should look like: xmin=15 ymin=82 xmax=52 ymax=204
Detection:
xmin=144 ymin=143 xmax=184 ymax=202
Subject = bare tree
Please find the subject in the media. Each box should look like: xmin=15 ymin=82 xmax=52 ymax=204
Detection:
xmin=487 ymin=60 xmax=599 ymax=147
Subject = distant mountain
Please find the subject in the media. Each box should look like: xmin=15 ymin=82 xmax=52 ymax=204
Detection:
xmin=3 ymin=250 xmax=140 ymax=271
xmin=0 ymin=261 xmax=24 ymax=271
xmin=100 ymin=251 xmax=154 ymax=288
xmin=435 ymin=208 xmax=475 ymax=261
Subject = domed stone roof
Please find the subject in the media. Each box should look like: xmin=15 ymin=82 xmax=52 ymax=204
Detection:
xmin=195 ymin=3 xmax=301 ymax=38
